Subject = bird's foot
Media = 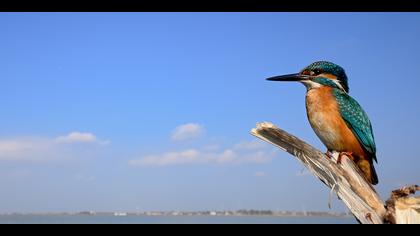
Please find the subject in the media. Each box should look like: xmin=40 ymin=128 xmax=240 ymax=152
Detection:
xmin=337 ymin=152 xmax=354 ymax=164
xmin=325 ymin=150 xmax=334 ymax=159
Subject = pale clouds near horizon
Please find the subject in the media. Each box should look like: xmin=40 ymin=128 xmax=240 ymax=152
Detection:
xmin=0 ymin=132 xmax=109 ymax=162
xmin=0 ymin=138 xmax=51 ymax=161
xmin=171 ymin=123 xmax=205 ymax=142
xmin=130 ymin=127 xmax=277 ymax=167
xmin=130 ymin=124 xmax=276 ymax=167
xmin=55 ymin=132 xmax=110 ymax=145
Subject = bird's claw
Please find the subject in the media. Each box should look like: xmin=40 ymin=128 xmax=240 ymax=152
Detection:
xmin=337 ymin=152 xmax=354 ymax=164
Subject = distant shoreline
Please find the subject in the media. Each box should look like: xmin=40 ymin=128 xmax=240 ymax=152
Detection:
xmin=0 ymin=210 xmax=352 ymax=218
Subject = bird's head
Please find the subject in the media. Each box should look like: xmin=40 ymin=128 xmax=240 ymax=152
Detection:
xmin=266 ymin=61 xmax=349 ymax=93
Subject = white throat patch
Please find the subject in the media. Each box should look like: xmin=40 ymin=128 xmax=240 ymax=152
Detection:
xmin=301 ymin=80 xmax=322 ymax=90
xmin=301 ymin=79 xmax=347 ymax=93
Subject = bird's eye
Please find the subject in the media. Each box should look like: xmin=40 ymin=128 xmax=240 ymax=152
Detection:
xmin=314 ymin=69 xmax=322 ymax=75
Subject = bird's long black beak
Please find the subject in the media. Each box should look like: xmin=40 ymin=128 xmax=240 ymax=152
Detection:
xmin=266 ymin=73 xmax=309 ymax=82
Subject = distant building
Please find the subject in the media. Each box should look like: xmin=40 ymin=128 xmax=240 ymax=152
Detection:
xmin=79 ymin=211 xmax=96 ymax=215
xmin=114 ymin=212 xmax=127 ymax=216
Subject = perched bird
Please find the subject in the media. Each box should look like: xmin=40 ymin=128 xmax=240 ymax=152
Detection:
xmin=266 ymin=61 xmax=378 ymax=185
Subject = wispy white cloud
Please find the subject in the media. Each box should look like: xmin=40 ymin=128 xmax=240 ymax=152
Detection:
xmin=243 ymin=150 xmax=274 ymax=164
xmin=129 ymin=149 xmax=201 ymax=166
xmin=0 ymin=138 xmax=56 ymax=162
xmin=215 ymin=149 xmax=237 ymax=164
xmin=0 ymin=131 xmax=109 ymax=162
xmin=55 ymin=132 xmax=97 ymax=143
xmin=131 ymin=124 xmax=277 ymax=167
xmin=129 ymin=141 xmax=277 ymax=167
xmin=171 ymin=123 xmax=205 ymax=141
xmin=0 ymin=139 xmax=50 ymax=153
xmin=55 ymin=132 xmax=110 ymax=145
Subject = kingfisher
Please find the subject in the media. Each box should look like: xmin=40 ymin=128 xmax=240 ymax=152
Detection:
xmin=266 ymin=61 xmax=378 ymax=185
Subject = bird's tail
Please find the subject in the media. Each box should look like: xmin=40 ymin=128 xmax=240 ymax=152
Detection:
xmin=370 ymin=162 xmax=379 ymax=185
xmin=357 ymin=158 xmax=378 ymax=185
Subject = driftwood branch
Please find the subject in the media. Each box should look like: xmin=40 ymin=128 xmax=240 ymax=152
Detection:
xmin=385 ymin=185 xmax=420 ymax=224
xmin=251 ymin=122 xmax=420 ymax=224
xmin=251 ymin=122 xmax=386 ymax=224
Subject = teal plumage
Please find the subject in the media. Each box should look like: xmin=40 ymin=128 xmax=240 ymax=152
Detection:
xmin=333 ymin=89 xmax=377 ymax=163
xmin=302 ymin=61 xmax=349 ymax=92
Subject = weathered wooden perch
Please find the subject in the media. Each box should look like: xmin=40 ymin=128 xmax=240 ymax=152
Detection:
xmin=251 ymin=122 xmax=419 ymax=224
xmin=385 ymin=185 xmax=420 ymax=224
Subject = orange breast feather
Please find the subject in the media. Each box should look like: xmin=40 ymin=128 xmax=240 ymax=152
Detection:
xmin=305 ymin=87 xmax=366 ymax=159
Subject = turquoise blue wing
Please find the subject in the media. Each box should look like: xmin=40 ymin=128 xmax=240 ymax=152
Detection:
xmin=333 ymin=89 xmax=377 ymax=162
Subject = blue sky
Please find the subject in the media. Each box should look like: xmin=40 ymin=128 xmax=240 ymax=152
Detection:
xmin=0 ymin=13 xmax=419 ymax=213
